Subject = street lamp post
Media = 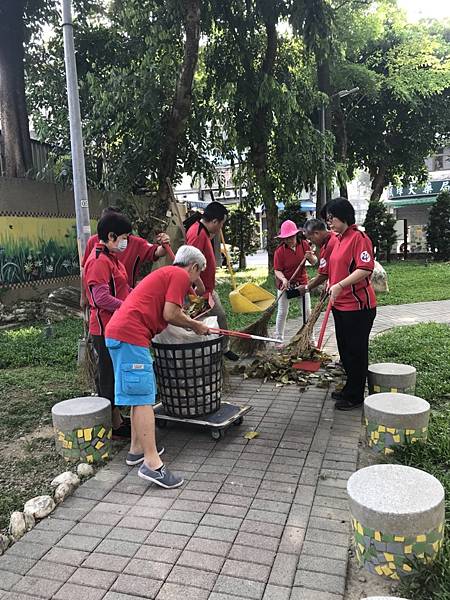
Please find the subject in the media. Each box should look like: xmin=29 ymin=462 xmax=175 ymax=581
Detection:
xmin=320 ymin=87 xmax=359 ymax=210
xmin=61 ymin=0 xmax=91 ymax=261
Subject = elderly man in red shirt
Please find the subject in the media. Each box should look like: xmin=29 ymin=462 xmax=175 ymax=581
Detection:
xmin=185 ymin=201 xmax=239 ymax=361
xmin=105 ymin=245 xmax=209 ymax=489
xmin=273 ymin=220 xmax=317 ymax=345
xmin=301 ymin=218 xmax=339 ymax=294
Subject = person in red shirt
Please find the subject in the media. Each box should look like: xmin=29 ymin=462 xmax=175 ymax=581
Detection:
xmin=84 ymin=212 xmax=132 ymax=436
xmin=81 ymin=206 xmax=170 ymax=298
xmin=184 ymin=202 xmax=238 ymax=361
xmin=324 ymin=198 xmax=377 ymax=411
xmin=273 ymin=220 xmax=317 ymax=344
xmin=105 ymin=245 xmax=209 ymax=489
xmin=301 ymin=218 xmax=339 ymax=293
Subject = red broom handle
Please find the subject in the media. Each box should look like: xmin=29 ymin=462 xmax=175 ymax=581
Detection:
xmin=317 ymin=298 xmax=332 ymax=350
xmin=163 ymin=242 xmax=175 ymax=260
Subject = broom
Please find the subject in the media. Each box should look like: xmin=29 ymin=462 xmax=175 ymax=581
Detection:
xmin=231 ymin=257 xmax=308 ymax=356
xmin=282 ymin=294 xmax=329 ymax=359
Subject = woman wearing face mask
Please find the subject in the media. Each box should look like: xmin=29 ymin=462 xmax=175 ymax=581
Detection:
xmin=83 ymin=212 xmax=133 ymax=437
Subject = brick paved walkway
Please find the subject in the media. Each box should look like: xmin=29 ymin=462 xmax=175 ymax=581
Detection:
xmin=1 ymin=300 xmax=449 ymax=600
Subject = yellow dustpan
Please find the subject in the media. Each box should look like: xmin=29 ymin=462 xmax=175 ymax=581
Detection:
xmin=220 ymin=231 xmax=275 ymax=313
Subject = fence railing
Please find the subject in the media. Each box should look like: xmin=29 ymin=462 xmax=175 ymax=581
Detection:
xmin=0 ymin=133 xmax=55 ymax=181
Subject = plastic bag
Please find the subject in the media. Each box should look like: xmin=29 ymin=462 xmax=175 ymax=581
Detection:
xmin=153 ymin=316 xmax=220 ymax=345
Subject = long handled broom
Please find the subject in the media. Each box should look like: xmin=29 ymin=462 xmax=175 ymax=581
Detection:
xmin=283 ymin=295 xmax=332 ymax=359
xmin=231 ymin=257 xmax=308 ymax=355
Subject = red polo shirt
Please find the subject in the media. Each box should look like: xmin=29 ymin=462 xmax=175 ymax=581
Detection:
xmin=82 ymin=234 xmax=159 ymax=288
xmin=105 ymin=266 xmax=191 ymax=348
xmin=84 ymin=245 xmax=129 ymax=336
xmin=273 ymin=239 xmax=311 ymax=289
xmin=186 ymin=221 xmax=216 ymax=294
xmin=318 ymin=232 xmax=339 ymax=275
xmin=327 ymin=225 xmax=377 ymax=311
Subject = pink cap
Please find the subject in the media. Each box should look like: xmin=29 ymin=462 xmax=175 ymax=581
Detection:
xmin=275 ymin=220 xmax=303 ymax=239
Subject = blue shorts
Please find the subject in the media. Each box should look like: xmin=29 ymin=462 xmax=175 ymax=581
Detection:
xmin=105 ymin=338 xmax=156 ymax=406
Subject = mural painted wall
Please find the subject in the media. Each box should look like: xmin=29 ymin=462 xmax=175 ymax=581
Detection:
xmin=0 ymin=216 xmax=96 ymax=287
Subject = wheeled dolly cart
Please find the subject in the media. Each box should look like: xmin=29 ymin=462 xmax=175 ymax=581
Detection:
xmin=154 ymin=401 xmax=252 ymax=440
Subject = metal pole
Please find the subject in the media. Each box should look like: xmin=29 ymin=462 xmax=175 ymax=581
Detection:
xmin=61 ymin=0 xmax=91 ymax=263
xmin=321 ymin=101 xmax=327 ymax=208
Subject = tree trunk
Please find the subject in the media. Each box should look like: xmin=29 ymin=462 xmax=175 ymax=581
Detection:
xmin=249 ymin=18 xmax=278 ymax=269
xmin=0 ymin=0 xmax=32 ymax=178
xmin=316 ymin=57 xmax=332 ymax=213
xmin=370 ymin=166 xmax=387 ymax=202
xmin=155 ymin=0 xmax=201 ymax=221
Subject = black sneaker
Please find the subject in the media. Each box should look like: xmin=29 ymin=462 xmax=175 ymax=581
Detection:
xmin=335 ymin=398 xmax=364 ymax=411
xmin=224 ymin=350 xmax=239 ymax=361
xmin=112 ymin=420 xmax=132 ymax=440
xmin=331 ymin=390 xmax=343 ymax=401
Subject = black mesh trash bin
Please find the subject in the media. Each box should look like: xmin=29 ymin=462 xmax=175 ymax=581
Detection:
xmin=152 ymin=336 xmax=224 ymax=418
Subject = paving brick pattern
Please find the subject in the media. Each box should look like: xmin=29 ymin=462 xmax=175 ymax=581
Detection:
xmin=1 ymin=300 xmax=448 ymax=600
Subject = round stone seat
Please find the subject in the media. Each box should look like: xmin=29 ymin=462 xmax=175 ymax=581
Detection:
xmin=347 ymin=465 xmax=445 ymax=581
xmin=52 ymin=397 xmax=112 ymax=463
xmin=368 ymin=363 xmax=416 ymax=395
xmin=364 ymin=392 xmax=430 ymax=455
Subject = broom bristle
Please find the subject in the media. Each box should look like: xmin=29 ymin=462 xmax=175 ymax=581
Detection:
xmin=231 ymin=300 xmax=277 ymax=356
xmin=282 ymin=296 xmax=326 ymax=359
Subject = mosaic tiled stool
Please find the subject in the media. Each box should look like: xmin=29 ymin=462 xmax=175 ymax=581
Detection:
xmin=368 ymin=363 xmax=416 ymax=395
xmin=347 ymin=464 xmax=445 ymax=581
xmin=52 ymin=397 xmax=112 ymax=463
xmin=364 ymin=392 xmax=430 ymax=455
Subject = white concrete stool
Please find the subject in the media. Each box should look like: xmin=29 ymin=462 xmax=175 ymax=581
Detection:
xmin=347 ymin=464 xmax=445 ymax=580
xmin=368 ymin=363 xmax=416 ymax=395
xmin=364 ymin=393 xmax=430 ymax=455
xmin=52 ymin=397 xmax=112 ymax=463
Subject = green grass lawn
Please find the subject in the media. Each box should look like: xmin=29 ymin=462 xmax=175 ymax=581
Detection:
xmin=378 ymin=261 xmax=450 ymax=306
xmin=370 ymin=324 xmax=450 ymax=600
xmin=0 ymin=319 xmax=88 ymax=529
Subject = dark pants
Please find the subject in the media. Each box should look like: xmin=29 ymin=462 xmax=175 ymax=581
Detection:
xmin=92 ymin=335 xmax=115 ymax=407
xmin=332 ymin=307 xmax=376 ymax=404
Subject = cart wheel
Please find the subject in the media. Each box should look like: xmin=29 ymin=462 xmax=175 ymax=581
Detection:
xmin=156 ymin=420 xmax=167 ymax=429
xmin=233 ymin=416 xmax=244 ymax=426
xmin=211 ymin=429 xmax=224 ymax=440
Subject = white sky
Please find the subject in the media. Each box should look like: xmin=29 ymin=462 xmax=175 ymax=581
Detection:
xmin=397 ymin=0 xmax=450 ymax=22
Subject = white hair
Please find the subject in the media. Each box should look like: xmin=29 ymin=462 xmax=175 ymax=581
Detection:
xmin=173 ymin=245 xmax=206 ymax=271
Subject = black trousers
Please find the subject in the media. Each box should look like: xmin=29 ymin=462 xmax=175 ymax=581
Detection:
xmin=92 ymin=335 xmax=115 ymax=407
xmin=332 ymin=307 xmax=376 ymax=404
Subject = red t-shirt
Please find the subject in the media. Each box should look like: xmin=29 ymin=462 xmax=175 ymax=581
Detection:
xmin=84 ymin=245 xmax=129 ymax=336
xmin=273 ymin=240 xmax=311 ymax=289
xmin=327 ymin=225 xmax=377 ymax=311
xmin=318 ymin=232 xmax=339 ymax=275
xmin=105 ymin=266 xmax=191 ymax=347
xmin=82 ymin=234 xmax=159 ymax=288
xmin=186 ymin=222 xmax=216 ymax=294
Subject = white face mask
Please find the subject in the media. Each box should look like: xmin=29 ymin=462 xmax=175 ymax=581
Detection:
xmin=117 ymin=238 xmax=128 ymax=252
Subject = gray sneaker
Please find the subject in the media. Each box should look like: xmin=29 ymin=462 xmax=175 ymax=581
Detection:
xmin=138 ymin=463 xmax=184 ymax=489
xmin=126 ymin=447 xmax=164 ymax=466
